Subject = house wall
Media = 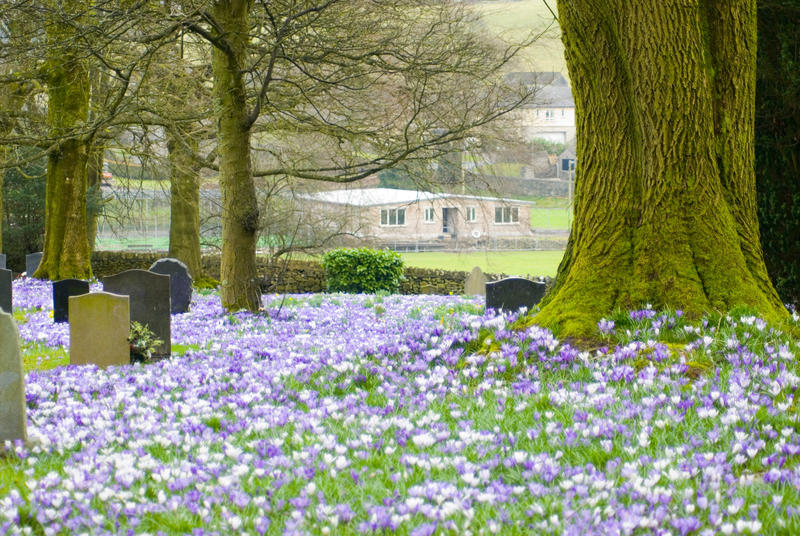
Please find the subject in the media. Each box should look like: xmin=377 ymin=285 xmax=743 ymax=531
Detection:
xmin=357 ymin=197 xmax=533 ymax=243
xmin=518 ymin=107 xmax=576 ymax=143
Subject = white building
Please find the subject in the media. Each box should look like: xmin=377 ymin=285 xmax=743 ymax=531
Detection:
xmin=507 ymin=72 xmax=576 ymax=144
xmin=296 ymin=188 xmax=534 ymax=246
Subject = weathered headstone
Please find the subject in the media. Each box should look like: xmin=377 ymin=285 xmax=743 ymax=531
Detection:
xmin=69 ymin=292 xmax=131 ymax=368
xmin=102 ymin=269 xmax=171 ymax=356
xmin=419 ymin=283 xmax=437 ymax=295
xmin=0 ymin=311 xmax=27 ymax=443
xmin=0 ymin=253 xmax=6 ymax=270
xmin=52 ymin=279 xmax=90 ymax=323
xmin=149 ymin=258 xmax=193 ymax=314
xmin=0 ymin=268 xmax=11 ymax=314
xmin=26 ymin=252 xmax=43 ymax=277
xmin=485 ymin=277 xmax=547 ymax=313
xmin=464 ymin=266 xmax=489 ymax=296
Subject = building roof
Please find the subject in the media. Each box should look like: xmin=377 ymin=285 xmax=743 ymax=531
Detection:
xmin=298 ymin=188 xmax=535 ymax=207
xmin=506 ymin=71 xmax=575 ymax=109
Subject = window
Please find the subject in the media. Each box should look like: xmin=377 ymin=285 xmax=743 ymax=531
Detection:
xmin=380 ymin=208 xmax=406 ymax=226
xmin=424 ymin=207 xmax=435 ymax=223
xmin=544 ymin=109 xmax=554 ymax=120
xmin=494 ymin=206 xmax=519 ymax=224
xmin=465 ymin=207 xmax=476 ymax=222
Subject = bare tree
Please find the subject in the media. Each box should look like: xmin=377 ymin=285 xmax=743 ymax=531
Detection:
xmin=163 ymin=0 xmax=536 ymax=310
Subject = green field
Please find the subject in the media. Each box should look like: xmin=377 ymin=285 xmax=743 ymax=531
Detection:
xmin=471 ymin=0 xmax=565 ymax=72
xmin=401 ymin=249 xmax=563 ymax=277
xmin=530 ymin=207 xmax=570 ymax=229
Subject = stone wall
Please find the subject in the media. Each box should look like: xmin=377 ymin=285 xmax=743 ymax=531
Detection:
xmin=90 ymin=251 xmax=551 ymax=295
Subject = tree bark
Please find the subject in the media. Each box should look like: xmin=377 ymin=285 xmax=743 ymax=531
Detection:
xmin=212 ymin=0 xmax=260 ymax=311
xmin=85 ymin=144 xmax=103 ymax=253
xmin=36 ymin=2 xmax=92 ymax=280
xmin=168 ymin=127 xmax=203 ymax=279
xmin=536 ymin=0 xmax=786 ymax=339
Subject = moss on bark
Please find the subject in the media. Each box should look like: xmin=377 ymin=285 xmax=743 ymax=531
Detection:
xmin=212 ymin=0 xmax=261 ymax=311
xmin=168 ymin=128 xmax=203 ymax=279
xmin=537 ymin=0 xmax=786 ymax=341
xmin=35 ymin=1 xmax=92 ymax=280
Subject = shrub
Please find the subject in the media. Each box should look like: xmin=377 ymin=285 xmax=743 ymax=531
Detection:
xmin=128 ymin=321 xmax=164 ymax=363
xmin=322 ymin=247 xmax=404 ymax=293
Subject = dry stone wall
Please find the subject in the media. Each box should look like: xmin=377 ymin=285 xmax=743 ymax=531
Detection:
xmin=90 ymin=251 xmax=551 ymax=295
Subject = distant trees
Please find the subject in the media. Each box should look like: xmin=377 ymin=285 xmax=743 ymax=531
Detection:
xmin=167 ymin=0 xmax=533 ymax=311
xmin=755 ymin=0 xmax=800 ymax=307
xmin=1 ymin=1 xmax=532 ymax=307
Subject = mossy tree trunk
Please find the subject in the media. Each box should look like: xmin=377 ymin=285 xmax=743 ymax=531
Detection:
xmin=536 ymin=0 xmax=786 ymax=339
xmin=167 ymin=127 xmax=203 ymax=279
xmin=85 ymin=143 xmax=104 ymax=253
xmin=212 ymin=0 xmax=260 ymax=311
xmin=35 ymin=1 xmax=92 ymax=280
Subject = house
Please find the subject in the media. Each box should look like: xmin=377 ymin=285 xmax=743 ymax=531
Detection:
xmin=296 ymin=188 xmax=535 ymax=248
xmin=506 ymin=71 xmax=576 ymax=144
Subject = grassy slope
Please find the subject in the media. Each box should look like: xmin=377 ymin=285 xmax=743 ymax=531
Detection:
xmin=470 ymin=0 xmax=565 ymax=73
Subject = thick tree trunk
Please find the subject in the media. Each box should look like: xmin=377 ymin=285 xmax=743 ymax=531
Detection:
xmin=212 ymin=1 xmax=260 ymax=311
xmin=536 ymin=0 xmax=786 ymax=339
xmin=167 ymin=128 xmax=203 ymax=279
xmin=36 ymin=3 xmax=92 ymax=280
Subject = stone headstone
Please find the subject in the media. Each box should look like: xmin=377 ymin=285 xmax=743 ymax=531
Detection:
xmin=149 ymin=258 xmax=193 ymax=314
xmin=69 ymin=292 xmax=130 ymax=368
xmin=485 ymin=277 xmax=547 ymax=313
xmin=464 ymin=266 xmax=488 ymax=296
xmin=0 ymin=269 xmax=11 ymax=314
xmin=0 ymin=253 xmax=6 ymax=270
xmin=52 ymin=279 xmax=90 ymax=323
xmin=0 ymin=311 xmax=27 ymax=443
xmin=102 ymin=269 xmax=171 ymax=356
xmin=26 ymin=252 xmax=43 ymax=278
xmin=419 ymin=283 xmax=437 ymax=295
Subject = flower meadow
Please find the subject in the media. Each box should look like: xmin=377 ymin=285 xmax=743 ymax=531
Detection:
xmin=3 ymin=279 xmax=800 ymax=535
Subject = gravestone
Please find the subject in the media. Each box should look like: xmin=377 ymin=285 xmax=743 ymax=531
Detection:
xmin=0 ymin=268 xmax=11 ymax=314
xmin=149 ymin=258 xmax=193 ymax=314
xmin=52 ymin=279 xmax=90 ymax=323
xmin=485 ymin=277 xmax=547 ymax=313
xmin=0 ymin=311 xmax=27 ymax=443
xmin=419 ymin=283 xmax=437 ymax=295
xmin=0 ymin=253 xmax=6 ymax=270
xmin=102 ymin=269 xmax=171 ymax=356
xmin=463 ymin=266 xmax=488 ymax=296
xmin=26 ymin=252 xmax=43 ymax=277
xmin=69 ymin=292 xmax=130 ymax=368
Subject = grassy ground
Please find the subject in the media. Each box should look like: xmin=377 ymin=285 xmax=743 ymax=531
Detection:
xmin=401 ymin=249 xmax=563 ymax=276
xmin=471 ymin=0 xmax=564 ymax=72
xmin=530 ymin=207 xmax=570 ymax=229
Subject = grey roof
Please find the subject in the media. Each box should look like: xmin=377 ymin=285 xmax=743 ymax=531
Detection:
xmin=297 ymin=188 xmax=535 ymax=207
xmin=506 ymin=71 xmax=575 ymax=108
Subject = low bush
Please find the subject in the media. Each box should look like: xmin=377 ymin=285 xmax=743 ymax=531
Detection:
xmin=322 ymin=247 xmax=404 ymax=293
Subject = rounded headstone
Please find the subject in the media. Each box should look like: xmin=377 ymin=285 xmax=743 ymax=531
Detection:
xmin=485 ymin=277 xmax=547 ymax=313
xmin=149 ymin=258 xmax=193 ymax=314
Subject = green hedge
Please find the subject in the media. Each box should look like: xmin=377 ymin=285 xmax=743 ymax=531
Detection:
xmin=322 ymin=248 xmax=405 ymax=293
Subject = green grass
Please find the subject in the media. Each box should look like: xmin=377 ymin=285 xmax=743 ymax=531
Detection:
xmin=471 ymin=0 xmax=564 ymax=72
xmin=530 ymin=207 xmax=570 ymax=229
xmin=401 ymin=250 xmax=563 ymax=277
